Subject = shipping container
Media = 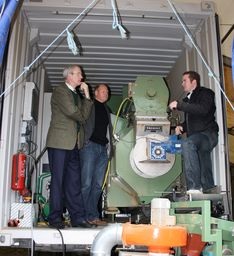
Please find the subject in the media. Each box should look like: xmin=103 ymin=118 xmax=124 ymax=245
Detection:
xmin=0 ymin=0 xmax=232 ymax=254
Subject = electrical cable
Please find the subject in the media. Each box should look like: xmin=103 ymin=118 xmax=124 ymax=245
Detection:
xmin=101 ymin=97 xmax=133 ymax=191
xmin=56 ymin=228 xmax=66 ymax=256
xmin=28 ymin=146 xmax=47 ymax=175
xmin=26 ymin=146 xmax=48 ymax=220
xmin=111 ymin=97 xmax=134 ymax=143
xmin=0 ymin=0 xmax=100 ymax=99
xmin=112 ymin=97 xmax=132 ymax=136
xmin=25 ymin=153 xmax=66 ymax=256
xmin=166 ymin=0 xmax=234 ymax=112
xmin=102 ymin=160 xmax=110 ymax=191
xmin=27 ymin=140 xmax=38 ymax=155
xmin=24 ymin=154 xmax=36 ymax=256
xmin=43 ymin=223 xmax=66 ymax=256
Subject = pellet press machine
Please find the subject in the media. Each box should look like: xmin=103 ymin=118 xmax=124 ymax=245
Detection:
xmin=106 ymin=76 xmax=182 ymax=211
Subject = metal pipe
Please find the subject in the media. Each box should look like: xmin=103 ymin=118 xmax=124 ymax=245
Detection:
xmin=91 ymin=199 xmax=187 ymax=256
xmin=91 ymin=223 xmax=187 ymax=256
xmin=91 ymin=223 xmax=123 ymax=256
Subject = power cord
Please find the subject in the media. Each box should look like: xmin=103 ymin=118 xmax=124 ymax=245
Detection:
xmin=26 ymin=152 xmax=66 ymax=256
xmin=24 ymin=154 xmax=36 ymax=256
xmin=46 ymin=223 xmax=66 ymax=256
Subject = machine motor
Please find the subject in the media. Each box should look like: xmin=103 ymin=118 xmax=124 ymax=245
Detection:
xmin=149 ymin=135 xmax=182 ymax=161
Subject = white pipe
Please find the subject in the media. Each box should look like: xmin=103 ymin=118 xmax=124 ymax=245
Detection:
xmin=91 ymin=223 xmax=123 ymax=256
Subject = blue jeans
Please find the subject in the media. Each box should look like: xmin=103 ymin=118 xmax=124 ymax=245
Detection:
xmin=181 ymin=131 xmax=218 ymax=191
xmin=79 ymin=140 xmax=108 ymax=221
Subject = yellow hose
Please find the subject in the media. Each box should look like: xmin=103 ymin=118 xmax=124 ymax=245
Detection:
xmin=102 ymin=97 xmax=132 ymax=190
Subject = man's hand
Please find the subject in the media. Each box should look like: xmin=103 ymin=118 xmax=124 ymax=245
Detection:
xmin=175 ymin=125 xmax=183 ymax=135
xmin=169 ymin=100 xmax=178 ymax=110
xmin=80 ymin=82 xmax=90 ymax=99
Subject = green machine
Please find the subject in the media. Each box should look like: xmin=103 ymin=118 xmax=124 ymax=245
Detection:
xmin=106 ymin=76 xmax=182 ymax=208
xmin=36 ymin=172 xmax=51 ymax=220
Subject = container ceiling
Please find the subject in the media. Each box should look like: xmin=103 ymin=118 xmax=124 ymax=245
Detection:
xmin=22 ymin=0 xmax=213 ymax=95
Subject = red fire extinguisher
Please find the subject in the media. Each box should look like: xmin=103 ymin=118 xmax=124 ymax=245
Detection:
xmin=11 ymin=152 xmax=26 ymax=191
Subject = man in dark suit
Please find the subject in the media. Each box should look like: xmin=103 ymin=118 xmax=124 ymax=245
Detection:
xmin=46 ymin=65 xmax=94 ymax=229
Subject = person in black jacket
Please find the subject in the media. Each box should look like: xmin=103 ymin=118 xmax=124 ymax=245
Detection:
xmin=79 ymin=84 xmax=113 ymax=225
xmin=168 ymin=71 xmax=219 ymax=194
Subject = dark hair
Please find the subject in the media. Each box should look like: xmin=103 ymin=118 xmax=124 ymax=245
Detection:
xmin=183 ymin=71 xmax=200 ymax=87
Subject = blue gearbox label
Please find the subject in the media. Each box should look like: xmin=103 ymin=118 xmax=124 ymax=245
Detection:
xmin=149 ymin=141 xmax=166 ymax=160
xmin=148 ymin=135 xmax=181 ymax=161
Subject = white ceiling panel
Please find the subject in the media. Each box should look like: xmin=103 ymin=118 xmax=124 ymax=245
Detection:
xmin=22 ymin=0 xmax=211 ymax=95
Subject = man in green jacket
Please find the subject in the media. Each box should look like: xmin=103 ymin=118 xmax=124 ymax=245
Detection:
xmin=46 ymin=65 xmax=93 ymax=229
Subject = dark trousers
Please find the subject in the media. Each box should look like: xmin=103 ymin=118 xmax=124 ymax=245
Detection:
xmin=47 ymin=146 xmax=85 ymax=225
xmin=182 ymin=131 xmax=218 ymax=191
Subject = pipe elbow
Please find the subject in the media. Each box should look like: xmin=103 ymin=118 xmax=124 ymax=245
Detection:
xmin=91 ymin=223 xmax=123 ymax=256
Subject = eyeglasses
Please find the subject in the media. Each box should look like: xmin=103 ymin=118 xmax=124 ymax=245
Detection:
xmin=71 ymin=72 xmax=82 ymax=76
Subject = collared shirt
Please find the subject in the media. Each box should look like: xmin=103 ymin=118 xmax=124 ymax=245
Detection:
xmin=187 ymin=91 xmax=193 ymax=99
xmin=65 ymin=82 xmax=77 ymax=93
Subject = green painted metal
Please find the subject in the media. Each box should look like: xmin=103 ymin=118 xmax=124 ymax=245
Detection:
xmin=36 ymin=172 xmax=51 ymax=200
xmin=106 ymin=76 xmax=182 ymax=208
xmin=36 ymin=172 xmax=51 ymax=219
xmin=171 ymin=200 xmax=234 ymax=255
xmin=107 ymin=95 xmax=122 ymax=115
xmin=107 ymin=122 xmax=182 ymax=207
xmin=133 ymin=76 xmax=169 ymax=117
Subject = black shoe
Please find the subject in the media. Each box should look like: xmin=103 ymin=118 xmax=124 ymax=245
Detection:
xmin=48 ymin=222 xmax=65 ymax=229
xmin=72 ymin=221 xmax=96 ymax=228
xmin=87 ymin=219 xmax=108 ymax=226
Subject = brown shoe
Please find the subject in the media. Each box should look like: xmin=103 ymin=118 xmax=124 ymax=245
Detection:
xmin=88 ymin=219 xmax=107 ymax=226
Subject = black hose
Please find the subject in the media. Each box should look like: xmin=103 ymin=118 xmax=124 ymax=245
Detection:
xmin=27 ymin=146 xmax=48 ymax=190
